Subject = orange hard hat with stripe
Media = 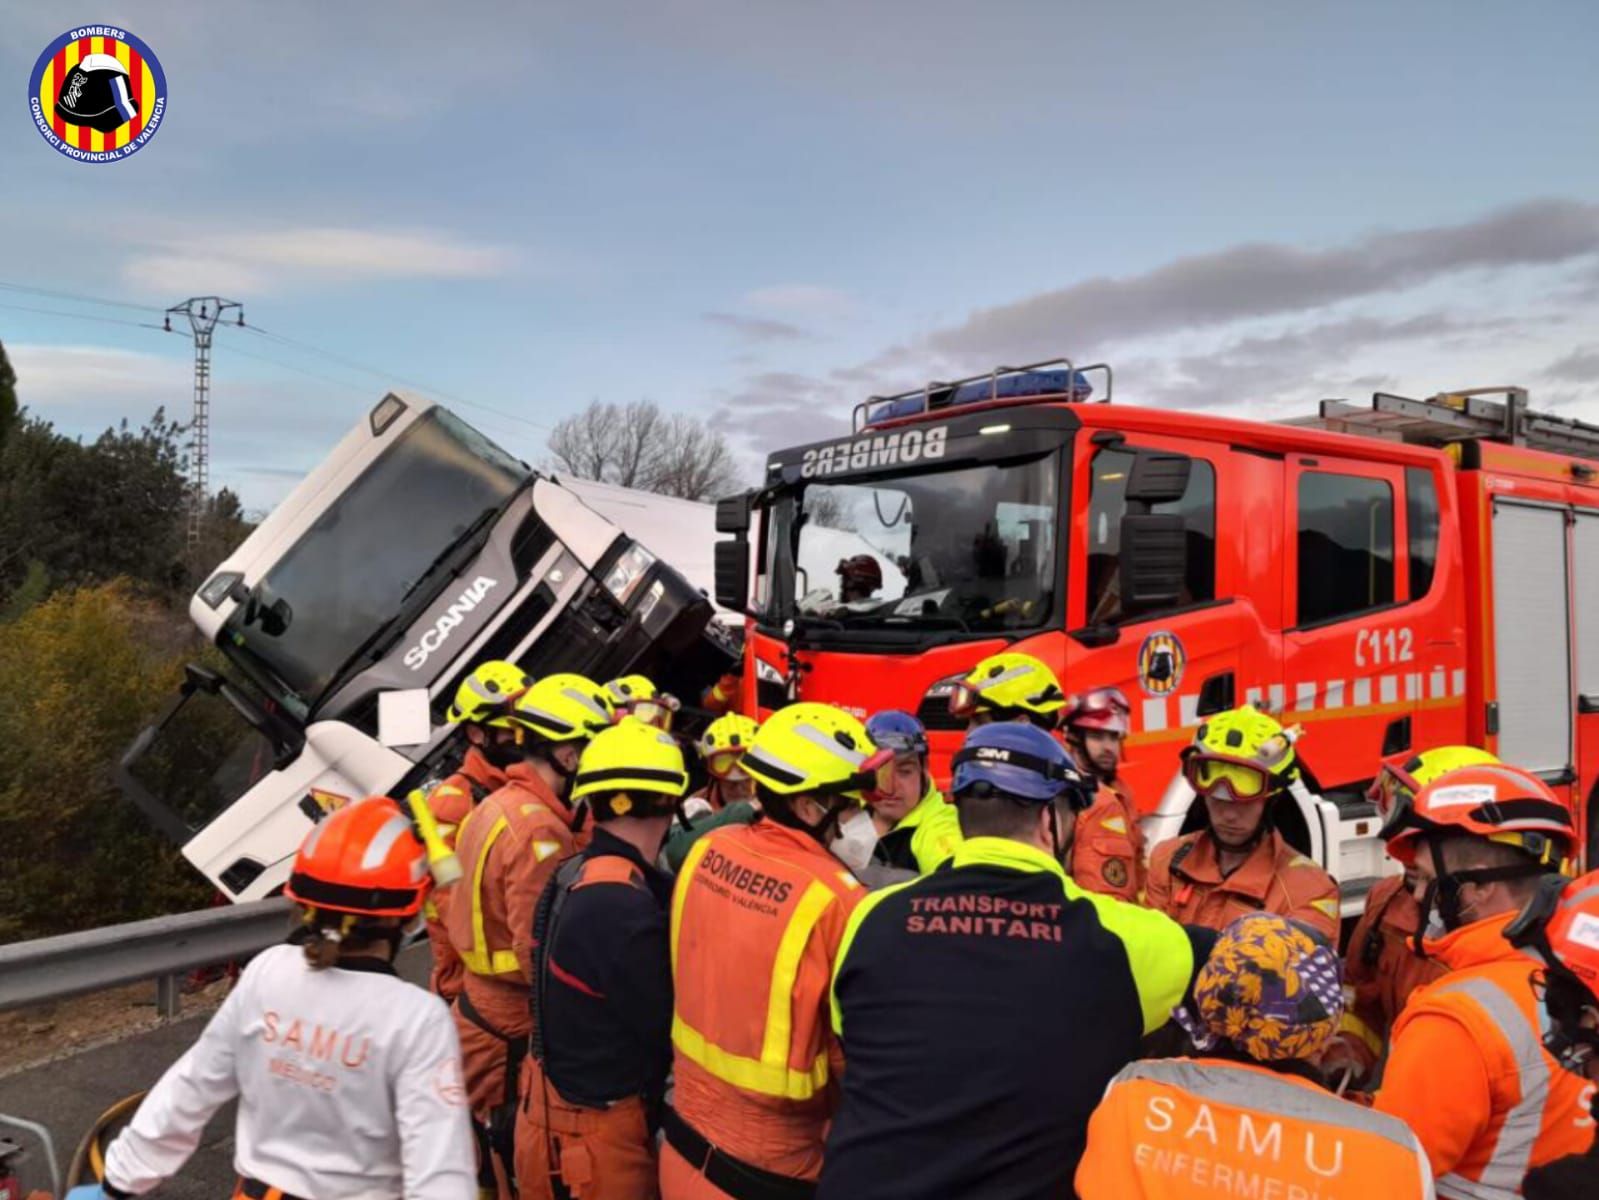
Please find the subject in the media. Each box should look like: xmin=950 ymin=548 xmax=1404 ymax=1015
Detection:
xmin=285 ymin=796 xmax=431 ymax=917
xmin=1381 ymin=762 xmax=1575 ymax=869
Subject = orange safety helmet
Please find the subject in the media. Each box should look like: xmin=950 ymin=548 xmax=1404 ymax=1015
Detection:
xmin=1381 ymin=763 xmax=1575 ymax=870
xmin=285 ymin=796 xmax=431 ymax=918
xmin=1505 ymin=870 xmax=1599 ymax=1075
xmin=1382 ymin=763 xmax=1574 ymax=949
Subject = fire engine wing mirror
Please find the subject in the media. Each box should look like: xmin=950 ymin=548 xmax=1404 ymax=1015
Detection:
xmin=715 ymin=540 xmax=750 ymax=613
xmin=1125 ymin=451 xmax=1192 ymax=506
xmin=716 ymin=491 xmax=753 ymax=535
xmin=1120 ymin=514 xmax=1187 ymax=613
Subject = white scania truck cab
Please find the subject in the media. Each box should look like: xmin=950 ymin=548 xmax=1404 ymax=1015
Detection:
xmin=120 ymin=392 xmax=733 ymax=900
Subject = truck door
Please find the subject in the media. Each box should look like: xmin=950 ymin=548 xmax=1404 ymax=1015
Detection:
xmin=1569 ymin=508 xmax=1599 ymax=865
xmin=1489 ymin=500 xmax=1575 ymax=796
xmin=1075 ymin=436 xmax=1279 ymax=814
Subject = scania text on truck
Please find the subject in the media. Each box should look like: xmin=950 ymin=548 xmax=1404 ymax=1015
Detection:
xmin=119 ymin=392 xmax=732 ymax=900
xmin=712 ymin=362 xmax=1599 ymax=912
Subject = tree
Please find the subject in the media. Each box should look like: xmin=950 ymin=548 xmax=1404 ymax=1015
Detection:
xmin=0 ymin=339 xmax=15 ymax=454
xmin=546 ymin=399 xmax=742 ymax=500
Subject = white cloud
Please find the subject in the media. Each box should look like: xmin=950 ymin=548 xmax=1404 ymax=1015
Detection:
xmin=744 ymin=285 xmax=857 ymax=319
xmin=120 ymin=227 xmax=513 ymax=296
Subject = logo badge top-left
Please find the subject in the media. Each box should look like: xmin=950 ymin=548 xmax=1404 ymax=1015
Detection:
xmin=28 ymin=26 xmax=167 ymax=162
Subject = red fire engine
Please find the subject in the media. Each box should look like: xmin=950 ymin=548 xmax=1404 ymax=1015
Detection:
xmin=712 ymin=360 xmax=1599 ymax=911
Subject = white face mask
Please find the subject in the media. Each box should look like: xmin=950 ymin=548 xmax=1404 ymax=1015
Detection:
xmin=829 ymin=807 xmax=879 ymax=874
xmin=1424 ymin=906 xmax=1449 ymax=941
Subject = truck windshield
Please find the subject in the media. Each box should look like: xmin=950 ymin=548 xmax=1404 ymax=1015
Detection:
xmin=770 ymin=449 xmax=1062 ymax=637
xmin=222 ymin=409 xmax=528 ymax=714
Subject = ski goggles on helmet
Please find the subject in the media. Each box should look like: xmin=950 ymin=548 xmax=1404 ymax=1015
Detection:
xmin=947 ymin=682 xmax=984 ymax=722
xmin=1366 ymin=761 xmax=1421 ymax=818
xmin=1183 ymin=753 xmax=1275 ymax=803
xmin=618 ymin=694 xmax=680 ymax=732
xmin=811 ymin=746 xmax=898 ymax=801
xmin=703 ymin=746 xmax=747 ymax=780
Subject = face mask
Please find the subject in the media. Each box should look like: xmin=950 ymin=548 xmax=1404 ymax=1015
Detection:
xmin=829 ymin=807 xmax=879 ymax=874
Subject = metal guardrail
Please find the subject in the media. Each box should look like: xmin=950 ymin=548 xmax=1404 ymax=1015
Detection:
xmin=0 ymin=899 xmax=292 ymax=1017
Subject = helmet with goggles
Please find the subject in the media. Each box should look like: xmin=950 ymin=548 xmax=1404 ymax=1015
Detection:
xmin=1180 ymin=705 xmax=1300 ymax=804
xmin=604 ymin=674 xmax=681 ymax=732
xmin=1060 ymin=687 xmax=1132 ymax=737
xmin=1367 ymin=745 xmax=1499 ymax=820
xmin=740 ymin=702 xmax=892 ymax=804
xmin=698 ymin=713 xmax=760 ymax=781
xmin=948 ymin=652 xmax=1066 ymax=728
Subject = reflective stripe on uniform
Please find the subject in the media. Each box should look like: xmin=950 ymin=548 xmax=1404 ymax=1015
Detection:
xmin=1115 ymin=1059 xmax=1431 ymax=1155
xmin=669 ymin=838 xmax=836 ymax=1100
xmin=1432 ymin=975 xmax=1551 ymax=1200
xmin=460 ymin=815 xmax=519 ymax=976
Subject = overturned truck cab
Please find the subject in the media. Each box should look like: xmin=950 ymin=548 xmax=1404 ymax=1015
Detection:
xmin=120 ymin=392 xmax=733 ymax=900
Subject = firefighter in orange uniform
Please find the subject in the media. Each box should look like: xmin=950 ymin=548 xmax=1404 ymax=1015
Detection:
xmin=1146 ymin=705 xmax=1340 ymax=943
xmin=1077 ymin=912 xmax=1434 ymax=1199
xmin=950 ymin=652 xmax=1142 ymax=901
xmin=1374 ymin=762 xmax=1590 ymax=1196
xmin=448 ymin=672 xmax=614 ymax=1200
xmin=1323 ymin=745 xmax=1500 ymax=1086
xmin=1059 ymin=686 xmax=1145 ymax=902
xmin=1506 ymin=869 xmax=1599 ymax=1198
xmin=426 ymin=660 xmax=531 ymax=1002
xmin=659 ymin=702 xmax=888 ymax=1199
xmin=516 ymin=718 xmax=688 ymax=1200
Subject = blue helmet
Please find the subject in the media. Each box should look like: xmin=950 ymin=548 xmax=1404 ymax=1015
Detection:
xmin=866 ymin=709 xmax=928 ymax=759
xmin=951 ymin=723 xmax=1094 ymax=809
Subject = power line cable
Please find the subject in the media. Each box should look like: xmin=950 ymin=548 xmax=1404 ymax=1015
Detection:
xmin=0 ymin=299 xmax=168 ymax=331
xmin=0 ymin=279 xmax=163 ymax=314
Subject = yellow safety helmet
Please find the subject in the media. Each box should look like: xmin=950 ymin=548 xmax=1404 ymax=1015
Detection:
xmin=572 ymin=717 xmax=690 ymax=818
xmin=605 ymin=673 xmax=679 ymax=731
xmin=1368 ymin=745 xmax=1499 ymax=820
xmin=948 ymin=652 xmax=1066 ymax=726
xmin=510 ymin=673 xmax=614 ymax=743
xmin=741 ymin=702 xmax=892 ymax=801
xmin=1181 ymin=704 xmax=1301 ymax=803
xmin=445 ymin=660 xmax=530 ymax=728
xmin=698 ymin=713 xmax=760 ymax=780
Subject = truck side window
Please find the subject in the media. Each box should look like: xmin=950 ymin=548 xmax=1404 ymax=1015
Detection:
xmin=1086 ymin=448 xmax=1216 ymax=625
xmin=1406 ymin=465 xmax=1439 ymax=600
xmin=1297 ymin=472 xmax=1394 ymax=625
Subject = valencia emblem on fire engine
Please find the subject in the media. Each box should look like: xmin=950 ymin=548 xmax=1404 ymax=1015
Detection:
xmin=1137 ymin=630 xmax=1186 ymax=697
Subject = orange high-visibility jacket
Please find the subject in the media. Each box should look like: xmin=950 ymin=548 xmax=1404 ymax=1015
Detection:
xmin=667 ymin=819 xmax=865 ymax=1185
xmin=424 ymin=746 xmax=507 ymax=1002
xmin=1069 ymin=779 xmax=1146 ymax=903
xmin=1076 ymin=1056 xmax=1435 ymax=1199
xmin=1332 ymin=873 xmax=1447 ymax=1077
xmin=1146 ymin=829 xmax=1341 ymax=943
xmin=1376 ymin=911 xmax=1598 ymax=1197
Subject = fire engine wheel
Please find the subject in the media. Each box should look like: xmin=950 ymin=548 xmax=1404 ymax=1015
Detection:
xmin=66 ymin=1091 xmax=145 ymax=1190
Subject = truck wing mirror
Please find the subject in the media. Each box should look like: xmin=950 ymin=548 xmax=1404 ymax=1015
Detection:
xmin=1120 ymin=514 xmax=1187 ymax=612
xmin=715 ymin=540 xmax=750 ymax=613
xmin=1125 ymin=451 xmax=1192 ymax=506
xmin=716 ymin=491 xmax=753 ymax=535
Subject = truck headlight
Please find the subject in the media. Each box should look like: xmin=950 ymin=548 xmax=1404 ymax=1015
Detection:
xmin=604 ymin=543 xmax=657 ymax=604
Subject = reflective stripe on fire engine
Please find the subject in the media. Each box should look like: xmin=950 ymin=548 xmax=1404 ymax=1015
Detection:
xmin=460 ymin=814 xmax=519 ymax=976
xmin=1128 ymin=670 xmax=1469 ymax=745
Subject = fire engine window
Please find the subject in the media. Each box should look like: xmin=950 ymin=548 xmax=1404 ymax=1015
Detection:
xmin=1085 ymin=449 xmax=1216 ymax=625
xmin=1406 ymin=466 xmax=1439 ymax=600
xmin=1296 ymin=472 xmax=1394 ymax=626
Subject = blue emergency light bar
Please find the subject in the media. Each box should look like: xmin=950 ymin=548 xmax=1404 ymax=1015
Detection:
xmin=854 ymin=357 xmax=1112 ymax=432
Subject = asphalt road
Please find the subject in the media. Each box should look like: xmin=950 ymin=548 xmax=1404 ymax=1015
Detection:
xmin=0 ymin=947 xmax=433 ymax=1199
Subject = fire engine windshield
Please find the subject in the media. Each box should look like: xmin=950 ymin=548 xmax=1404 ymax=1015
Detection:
xmin=221 ymin=409 xmax=528 ymax=716
xmin=771 ymin=449 xmax=1061 ymax=640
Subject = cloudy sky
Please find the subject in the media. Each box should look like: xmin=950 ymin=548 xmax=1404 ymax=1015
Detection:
xmin=3 ymin=1 xmax=1598 ymax=510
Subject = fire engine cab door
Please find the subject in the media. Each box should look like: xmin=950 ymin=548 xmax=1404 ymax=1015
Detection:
xmin=1570 ymin=509 xmax=1599 ymax=864
xmin=1490 ymin=500 xmax=1574 ymax=785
